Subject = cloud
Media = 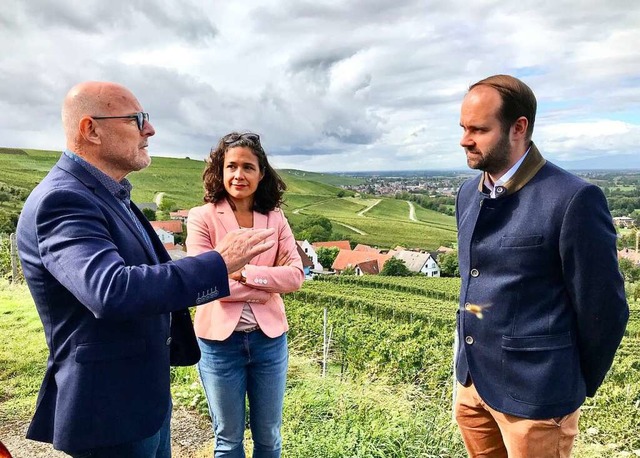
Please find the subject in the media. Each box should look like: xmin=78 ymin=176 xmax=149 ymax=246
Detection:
xmin=539 ymin=120 xmax=640 ymax=159
xmin=1 ymin=0 xmax=639 ymax=171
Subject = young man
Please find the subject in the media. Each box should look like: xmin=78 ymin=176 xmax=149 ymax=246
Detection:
xmin=454 ymin=74 xmax=628 ymax=457
xmin=17 ymin=81 xmax=275 ymax=458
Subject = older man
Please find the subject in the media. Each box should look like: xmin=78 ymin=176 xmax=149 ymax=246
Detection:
xmin=454 ymin=75 xmax=628 ymax=457
xmin=17 ymin=81 xmax=275 ymax=458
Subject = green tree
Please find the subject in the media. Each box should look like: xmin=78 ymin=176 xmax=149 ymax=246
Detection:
xmin=299 ymin=225 xmax=331 ymax=243
xmin=158 ymin=198 xmax=176 ymax=212
xmin=618 ymin=257 xmax=640 ymax=282
xmin=316 ymin=247 xmax=339 ymax=271
xmin=174 ymin=231 xmax=186 ymax=245
xmin=0 ymin=211 xmax=20 ymax=233
xmin=142 ymin=208 xmax=157 ymax=221
xmin=438 ymin=251 xmax=459 ymax=277
xmin=380 ymin=257 xmax=411 ymax=277
xmin=341 ymin=265 xmax=356 ymax=275
xmin=633 ymin=282 xmax=640 ymax=302
xmin=301 ymin=215 xmax=332 ymax=233
xmin=295 ymin=215 xmax=334 ymax=242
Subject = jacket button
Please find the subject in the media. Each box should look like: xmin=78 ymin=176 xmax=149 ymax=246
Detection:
xmin=465 ymin=336 xmax=474 ymax=345
xmin=470 ymin=269 xmax=479 ymax=277
xmin=166 ymin=337 xmax=172 ymax=346
xmin=496 ymin=186 xmax=505 ymax=194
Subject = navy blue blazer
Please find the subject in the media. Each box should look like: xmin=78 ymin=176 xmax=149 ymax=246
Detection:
xmin=16 ymin=154 xmax=230 ymax=452
xmin=455 ymin=144 xmax=628 ymax=419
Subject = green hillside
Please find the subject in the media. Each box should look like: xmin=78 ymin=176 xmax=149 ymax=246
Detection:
xmin=0 ymin=148 xmax=456 ymax=249
xmin=288 ymin=196 xmax=457 ymax=249
xmin=280 ymin=169 xmax=365 ymax=187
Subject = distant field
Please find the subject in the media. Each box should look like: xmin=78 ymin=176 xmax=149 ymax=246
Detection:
xmin=0 ymin=149 xmax=60 ymax=189
xmin=0 ymin=148 xmax=457 ymax=249
xmin=281 ymin=169 xmax=365 ymax=187
xmin=293 ymin=196 xmax=457 ymax=249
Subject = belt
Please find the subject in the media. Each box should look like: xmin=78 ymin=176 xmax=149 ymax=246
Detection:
xmin=239 ymin=325 xmax=260 ymax=333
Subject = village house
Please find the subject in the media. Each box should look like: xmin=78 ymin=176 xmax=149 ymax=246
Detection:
xmin=295 ymin=244 xmax=315 ymax=278
xmin=353 ymin=243 xmax=380 ymax=253
xmin=153 ymin=228 xmax=175 ymax=246
xmin=389 ymin=249 xmax=440 ymax=276
xmin=150 ymin=220 xmax=183 ymax=234
xmin=297 ymin=240 xmax=323 ymax=271
xmin=331 ymin=249 xmax=392 ymax=275
xmin=169 ymin=209 xmax=190 ymax=223
xmin=312 ymin=240 xmax=352 ymax=251
xmin=150 ymin=220 xmax=184 ymax=251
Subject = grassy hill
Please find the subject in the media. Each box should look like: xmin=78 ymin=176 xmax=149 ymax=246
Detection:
xmin=280 ymin=169 xmax=365 ymax=188
xmin=0 ymin=148 xmax=457 ymax=250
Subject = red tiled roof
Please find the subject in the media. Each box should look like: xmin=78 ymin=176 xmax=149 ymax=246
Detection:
xmin=313 ymin=240 xmax=351 ymax=251
xmin=332 ymin=249 xmax=392 ymax=272
xmin=354 ymin=244 xmax=379 ymax=253
xmin=150 ymin=220 xmax=183 ymax=233
xmin=170 ymin=210 xmax=190 ymax=218
xmin=618 ymin=249 xmax=640 ymax=265
xmin=357 ymin=259 xmax=380 ymax=274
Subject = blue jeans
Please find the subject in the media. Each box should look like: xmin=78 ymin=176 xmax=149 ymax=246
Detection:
xmin=67 ymin=403 xmax=171 ymax=458
xmin=198 ymin=331 xmax=288 ymax=458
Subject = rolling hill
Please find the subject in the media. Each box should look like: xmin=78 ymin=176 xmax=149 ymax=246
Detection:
xmin=0 ymin=148 xmax=457 ymax=249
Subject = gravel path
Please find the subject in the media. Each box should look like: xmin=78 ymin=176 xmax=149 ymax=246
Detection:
xmin=0 ymin=407 xmax=213 ymax=458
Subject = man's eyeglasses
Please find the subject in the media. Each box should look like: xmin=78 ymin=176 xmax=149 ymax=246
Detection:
xmin=91 ymin=112 xmax=150 ymax=131
xmin=222 ymin=132 xmax=261 ymax=145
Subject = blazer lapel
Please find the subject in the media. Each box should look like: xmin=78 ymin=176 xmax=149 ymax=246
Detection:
xmin=215 ymin=199 xmax=238 ymax=234
xmin=57 ymin=154 xmax=159 ymax=263
xmin=215 ymin=199 xmax=271 ymax=265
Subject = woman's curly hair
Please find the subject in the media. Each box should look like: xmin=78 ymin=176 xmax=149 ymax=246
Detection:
xmin=202 ymin=132 xmax=286 ymax=214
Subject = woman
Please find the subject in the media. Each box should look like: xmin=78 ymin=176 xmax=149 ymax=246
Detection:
xmin=186 ymin=132 xmax=304 ymax=458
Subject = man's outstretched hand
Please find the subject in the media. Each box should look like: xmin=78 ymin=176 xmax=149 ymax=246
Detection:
xmin=215 ymin=228 xmax=276 ymax=274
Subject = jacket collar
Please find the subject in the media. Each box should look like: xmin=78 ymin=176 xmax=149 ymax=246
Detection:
xmin=214 ymin=198 xmax=269 ymax=232
xmin=56 ymin=152 xmax=100 ymax=190
xmin=56 ymin=154 xmax=160 ymax=262
xmin=477 ymin=142 xmax=546 ymax=196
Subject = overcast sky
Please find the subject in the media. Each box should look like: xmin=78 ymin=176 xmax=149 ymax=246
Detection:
xmin=1 ymin=0 xmax=638 ymax=172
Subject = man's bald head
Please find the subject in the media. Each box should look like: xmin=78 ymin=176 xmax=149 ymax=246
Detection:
xmin=61 ymin=81 xmax=138 ymax=150
xmin=59 ymin=81 xmax=154 ymax=181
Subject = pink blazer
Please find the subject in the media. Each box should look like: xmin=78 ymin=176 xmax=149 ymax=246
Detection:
xmin=186 ymin=199 xmax=304 ymax=340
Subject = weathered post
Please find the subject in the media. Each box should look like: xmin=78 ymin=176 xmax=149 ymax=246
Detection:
xmin=10 ymin=233 xmax=17 ymax=284
xmin=322 ymin=307 xmax=328 ymax=377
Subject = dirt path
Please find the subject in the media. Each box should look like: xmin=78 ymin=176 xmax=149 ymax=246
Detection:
xmin=0 ymin=407 xmax=213 ymax=458
xmin=357 ymin=199 xmax=381 ymax=216
xmin=407 ymin=201 xmax=418 ymax=222
xmin=334 ymin=221 xmax=367 ymax=235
